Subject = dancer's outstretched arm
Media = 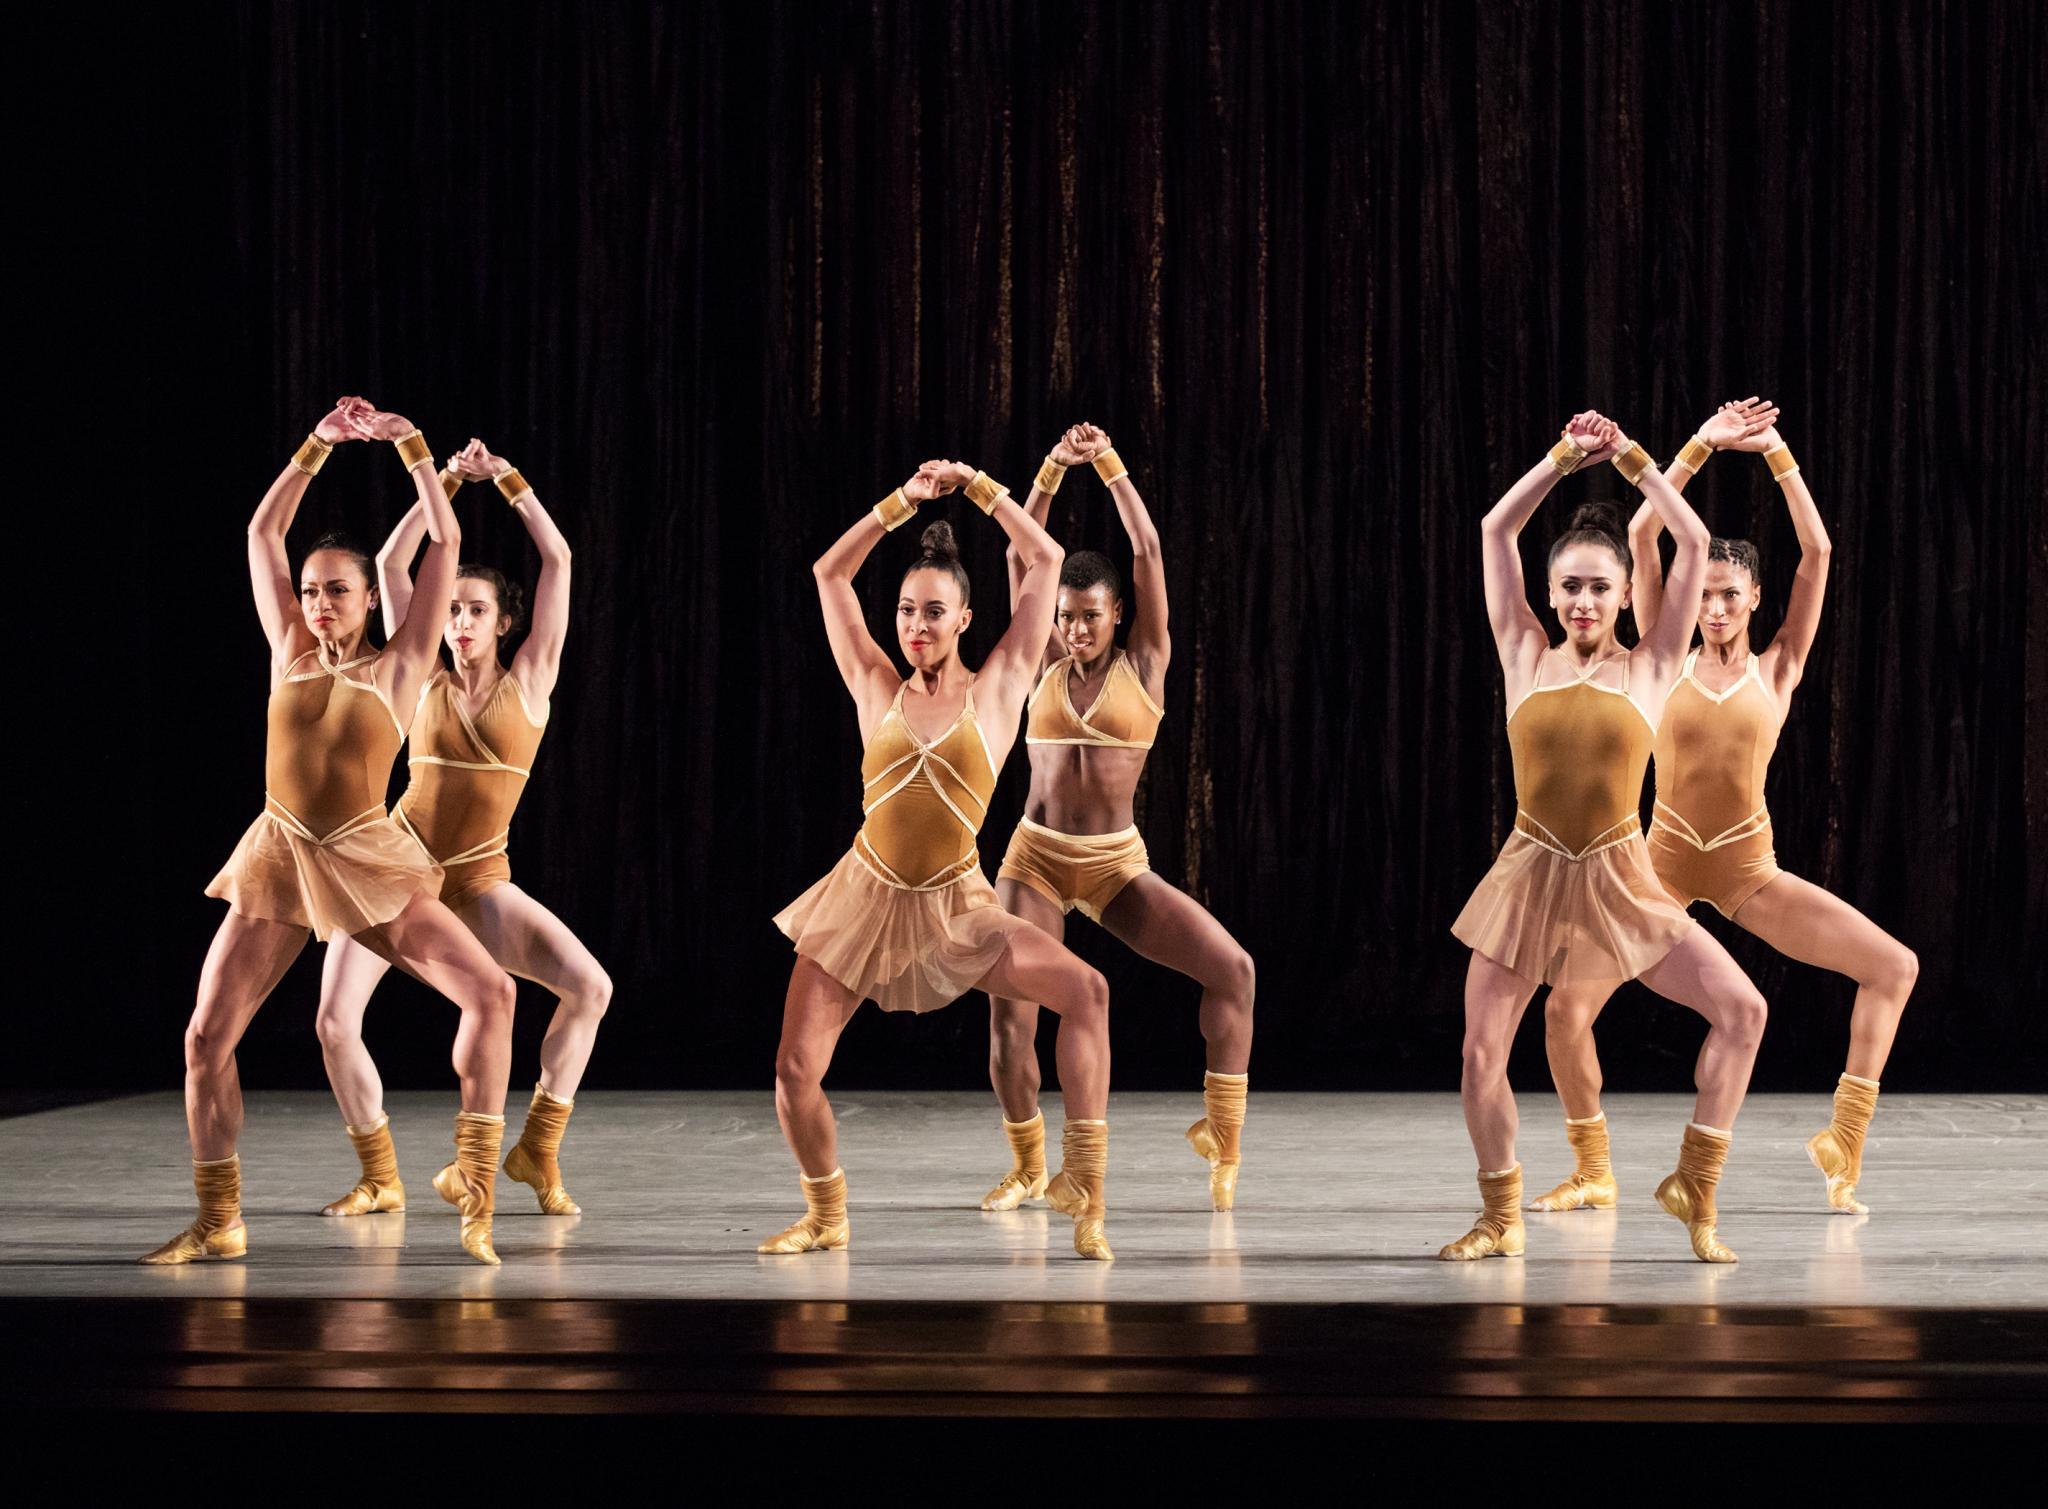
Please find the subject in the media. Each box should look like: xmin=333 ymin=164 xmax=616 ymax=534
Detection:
xmin=1073 ymin=422 xmax=1170 ymax=680
xmin=1009 ymin=426 xmax=1094 ymax=667
xmin=1627 ymin=397 xmax=1779 ymax=638
xmin=1724 ymin=420 xmax=1831 ymax=696
xmin=372 ymin=503 xmax=430 ymax=641
xmin=922 ymin=460 xmax=1065 ymax=728
xmin=347 ymin=403 xmax=462 ymax=710
xmin=815 ymin=465 xmax=949 ymax=735
xmin=1481 ymin=412 xmax=1620 ymax=690
xmin=1608 ymin=414 xmax=1712 ymax=679
xmin=248 ymin=398 xmax=370 ymax=669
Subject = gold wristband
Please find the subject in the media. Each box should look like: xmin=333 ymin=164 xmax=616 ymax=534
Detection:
xmin=438 ymin=468 xmax=463 ymax=501
xmin=1674 ymin=434 xmax=1714 ymax=476
xmin=1092 ymin=447 xmax=1129 ymax=486
xmin=495 ymin=467 xmax=533 ymax=503
xmin=873 ymin=488 xmax=918 ymax=531
xmin=393 ymin=430 xmax=433 ymax=470
xmin=1035 ymin=456 xmax=1067 ymax=495
xmin=291 ymin=433 xmax=333 ymax=477
xmin=964 ymin=471 xmax=1008 ymax=515
xmin=1547 ymin=436 xmax=1588 ymax=476
xmin=1764 ymin=443 xmax=1800 ymax=481
xmin=1611 ymin=442 xmax=1657 ymax=488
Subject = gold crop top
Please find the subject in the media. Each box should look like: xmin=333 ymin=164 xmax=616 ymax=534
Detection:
xmin=264 ymin=649 xmax=406 ymax=842
xmin=1652 ymin=650 xmax=1779 ymax=851
xmin=1506 ymin=651 xmax=1656 ymax=860
xmin=854 ymin=682 xmax=999 ymax=889
xmin=396 ymin=668 xmax=549 ymax=868
xmin=1024 ymin=651 xmax=1164 ymax=750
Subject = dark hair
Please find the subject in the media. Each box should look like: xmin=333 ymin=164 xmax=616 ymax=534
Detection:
xmin=455 ymin=562 xmax=528 ymax=637
xmin=1547 ymin=502 xmax=1633 ymax=577
xmin=1060 ymin=550 xmax=1123 ymax=599
xmin=903 ymin=519 xmax=972 ymax=606
xmin=304 ymin=530 xmax=374 ymax=586
xmin=1708 ymin=536 xmax=1762 ymax=584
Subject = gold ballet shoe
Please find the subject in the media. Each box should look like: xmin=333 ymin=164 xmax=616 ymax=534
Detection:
xmin=321 ymin=1115 xmax=407 ymax=1216
xmin=1043 ymin=1119 xmax=1114 ymax=1260
xmin=1528 ymin=1112 xmax=1619 ymax=1211
xmin=1439 ymin=1165 xmax=1526 ymax=1260
xmin=982 ymin=1111 xmax=1049 ymax=1211
xmin=759 ymin=1168 xmax=850 ymax=1253
xmin=141 ymin=1155 xmax=247 ymax=1265
xmin=1806 ymin=1073 xmax=1879 ymax=1215
xmin=433 ymin=1111 xmax=505 ymax=1265
xmin=1655 ymin=1123 xmax=1739 ymax=1263
xmin=1185 ymin=1070 xmax=1247 ymax=1212
xmin=503 ymin=1085 xmax=581 ymax=1215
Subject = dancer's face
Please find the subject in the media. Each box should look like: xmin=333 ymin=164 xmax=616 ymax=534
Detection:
xmin=299 ymin=550 xmax=376 ymax=643
xmin=897 ymin=567 xmax=971 ymax=669
xmin=1548 ymin=543 xmax=1629 ymax=651
xmin=1696 ymin=559 xmax=1760 ymax=648
xmin=446 ymin=577 xmax=510 ymax=667
xmin=1056 ymin=584 xmax=1121 ymax=666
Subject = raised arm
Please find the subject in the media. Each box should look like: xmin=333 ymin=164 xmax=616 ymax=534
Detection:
xmin=1070 ymin=422 xmax=1169 ymax=680
xmin=348 ymin=406 xmax=461 ymax=701
xmin=1727 ymin=420 xmax=1830 ymax=693
xmin=248 ymin=400 xmax=367 ymax=662
xmin=923 ymin=460 xmax=1065 ymax=716
xmin=1613 ymin=423 xmax=1713 ymax=676
xmin=1007 ymin=428 xmax=1086 ymax=619
xmin=450 ymin=440 xmax=573 ymax=707
xmin=1482 ymin=413 xmax=1618 ymax=676
xmin=1629 ymin=397 xmax=1779 ymax=640
xmin=373 ymin=503 xmax=430 ymax=641
xmin=816 ymin=466 xmax=947 ymax=729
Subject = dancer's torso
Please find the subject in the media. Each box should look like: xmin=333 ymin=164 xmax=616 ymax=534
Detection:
xmin=264 ymin=649 xmax=407 ymax=840
xmin=855 ymin=680 xmax=1000 ymax=888
xmin=1505 ymin=650 xmax=1656 ymax=858
xmin=1652 ymin=649 xmax=1780 ymax=848
xmin=1021 ymin=651 xmax=1165 ymax=834
xmin=396 ymin=667 xmax=548 ymax=867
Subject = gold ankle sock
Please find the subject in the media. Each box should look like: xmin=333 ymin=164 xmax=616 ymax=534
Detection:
xmin=431 ymin=1112 xmax=505 ymax=1265
xmin=1186 ymin=1071 xmax=1248 ymax=1211
xmin=982 ymin=1112 xmax=1049 ymax=1211
xmin=1439 ymin=1165 xmax=1526 ymax=1260
xmin=504 ymin=1085 xmax=581 ymax=1215
xmin=1807 ymin=1073 xmax=1879 ymax=1214
xmin=1528 ymin=1112 xmax=1619 ymax=1211
xmin=141 ymin=1155 xmax=247 ymax=1265
xmin=1043 ymin=1119 xmax=1114 ymax=1260
xmin=759 ymin=1168 xmax=851 ymax=1253
xmin=1655 ymin=1123 xmax=1738 ymax=1262
xmin=322 ymin=1114 xmax=407 ymax=1216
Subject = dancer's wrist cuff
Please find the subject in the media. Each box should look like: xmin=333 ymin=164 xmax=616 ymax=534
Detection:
xmin=392 ymin=429 xmax=433 ymax=471
xmin=292 ymin=433 xmax=333 ymax=477
xmin=873 ymin=487 xmax=918 ymax=531
xmin=495 ymin=467 xmax=533 ymax=504
xmin=1091 ymin=447 xmax=1129 ymax=485
xmin=1674 ymin=434 xmax=1714 ymax=476
xmin=1547 ymin=436 xmax=1588 ymax=476
xmin=438 ymin=468 xmax=463 ymax=501
xmin=1611 ymin=442 xmax=1657 ymax=487
xmin=1764 ymin=443 xmax=1800 ymax=481
xmin=964 ymin=471 xmax=1008 ymax=514
xmin=1034 ymin=456 xmax=1067 ymax=495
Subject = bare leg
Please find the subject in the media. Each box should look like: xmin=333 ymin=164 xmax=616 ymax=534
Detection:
xmin=772 ymin=957 xmax=864 ymax=1178
xmin=987 ymin=877 xmax=1062 ymax=1122
xmin=1637 ymin=926 xmax=1769 ymax=1130
xmin=1459 ymin=951 xmax=1543 ymax=1173
xmin=316 ymin=933 xmax=395 ymax=1126
xmin=458 ymin=884 xmax=614 ymax=1100
xmin=186 ymin=912 xmax=309 ymax=1163
xmin=355 ymin=892 xmax=518 ymax=1115
xmin=1734 ymin=873 xmax=1918 ymax=1080
xmin=1542 ymin=981 xmax=1613 ymax=1121
xmin=1101 ymin=872 xmax=1255 ymax=1072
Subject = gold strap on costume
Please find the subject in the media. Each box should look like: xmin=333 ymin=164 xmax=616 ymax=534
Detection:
xmin=1674 ymin=433 xmax=1715 ymax=477
xmin=1611 ymin=441 xmax=1657 ymax=488
xmin=1547 ymin=435 xmax=1589 ymax=476
xmin=1513 ymin=809 xmax=1640 ymax=861
xmin=963 ymin=470 xmax=1009 ymax=515
xmin=264 ymin=797 xmax=389 ymax=847
xmin=395 ymin=804 xmax=508 ymax=869
xmin=1034 ymin=456 xmax=1067 ymax=495
xmin=851 ymin=832 xmax=981 ymax=892
xmin=438 ymin=467 xmax=463 ymax=500
xmin=496 ymin=466 xmax=534 ymax=504
xmin=292 ymin=433 xmax=334 ymax=477
xmin=1091 ymin=447 xmax=1129 ymax=486
xmin=1653 ymin=798 xmax=1771 ymax=852
xmin=393 ymin=429 xmax=434 ymax=471
xmin=1764 ymin=442 xmax=1800 ymax=481
xmin=873 ymin=487 xmax=918 ymax=532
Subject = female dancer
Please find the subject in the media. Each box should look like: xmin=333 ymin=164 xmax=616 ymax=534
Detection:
xmin=1447 ymin=409 xmax=1772 ymax=1264
xmin=150 ymin=400 xmax=518 ymax=1267
xmin=315 ymin=439 xmax=608 ymax=1224
xmin=982 ymin=423 xmax=1255 ymax=1214
xmin=1533 ymin=405 xmax=1917 ymax=1218
xmin=768 ymin=461 xmax=1117 ymax=1260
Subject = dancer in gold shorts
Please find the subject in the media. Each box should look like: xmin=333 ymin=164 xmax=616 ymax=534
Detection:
xmin=1534 ymin=404 xmax=1917 ymax=1219
xmin=1447 ymin=409 xmax=1775 ymax=1265
xmin=148 ymin=399 xmax=518 ymax=1267
xmin=766 ymin=460 xmax=1117 ymax=1260
xmin=314 ymin=438 xmax=609 ymax=1234
xmin=983 ymin=423 xmax=1254 ymax=1215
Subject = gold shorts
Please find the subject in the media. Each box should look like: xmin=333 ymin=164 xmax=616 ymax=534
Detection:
xmin=1646 ymin=819 xmax=1782 ymax=921
xmin=439 ymin=854 xmax=512 ymax=911
xmin=997 ymin=817 xmax=1151 ymax=923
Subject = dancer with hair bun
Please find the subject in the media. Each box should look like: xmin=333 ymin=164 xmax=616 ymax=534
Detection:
xmin=1446 ymin=409 xmax=1773 ymax=1265
xmin=766 ymin=460 xmax=1118 ymax=1260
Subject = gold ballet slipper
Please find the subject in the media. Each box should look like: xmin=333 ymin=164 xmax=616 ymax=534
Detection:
xmin=432 ymin=1111 xmax=505 ymax=1265
xmin=322 ymin=1115 xmax=407 ymax=1216
xmin=759 ymin=1169 xmax=850 ymax=1254
xmin=1043 ymin=1119 xmax=1114 ymax=1260
xmin=141 ymin=1155 xmax=247 ymax=1265
xmin=1439 ymin=1165 xmax=1526 ymax=1260
xmin=1528 ymin=1113 xmax=1618 ymax=1212
xmin=1655 ymin=1123 xmax=1739 ymax=1263
xmin=1185 ymin=1070 xmax=1248 ymax=1211
xmin=982 ymin=1112 xmax=1050 ymax=1211
xmin=504 ymin=1085 xmax=581 ymax=1215
xmin=1806 ymin=1073 xmax=1879 ymax=1215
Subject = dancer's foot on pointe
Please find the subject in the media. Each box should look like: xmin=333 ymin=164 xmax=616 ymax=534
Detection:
xmin=1043 ymin=1119 xmax=1114 ymax=1260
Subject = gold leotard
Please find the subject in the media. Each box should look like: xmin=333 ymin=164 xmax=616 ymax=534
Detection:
xmin=1645 ymin=649 xmax=1783 ymax=919
xmin=396 ymin=667 xmax=549 ymax=909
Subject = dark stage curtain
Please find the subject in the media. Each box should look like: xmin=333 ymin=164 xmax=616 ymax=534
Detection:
xmin=83 ymin=1 xmax=2044 ymax=1093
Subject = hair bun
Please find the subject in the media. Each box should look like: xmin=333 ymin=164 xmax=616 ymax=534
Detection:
xmin=1567 ymin=501 xmax=1626 ymax=539
xmin=919 ymin=519 xmax=961 ymax=561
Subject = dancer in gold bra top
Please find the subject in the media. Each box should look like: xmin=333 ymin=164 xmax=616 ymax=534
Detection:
xmin=1447 ymin=408 xmax=1774 ymax=1266
xmin=1537 ymin=405 xmax=1918 ymax=1221
xmin=148 ymin=399 xmax=518 ymax=1269
xmin=314 ymin=438 xmax=611 ymax=1237
xmin=983 ymin=423 xmax=1255 ymax=1218
xmin=765 ymin=460 xmax=1117 ymax=1261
